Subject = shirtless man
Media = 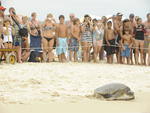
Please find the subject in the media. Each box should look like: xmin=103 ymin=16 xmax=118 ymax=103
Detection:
xmin=105 ymin=21 xmax=116 ymax=64
xmin=121 ymin=30 xmax=133 ymax=64
xmin=144 ymin=13 xmax=150 ymax=65
xmin=66 ymin=13 xmax=75 ymax=61
xmin=70 ymin=18 xmax=81 ymax=62
xmin=113 ymin=13 xmax=123 ymax=63
xmin=21 ymin=16 xmax=31 ymax=62
xmin=129 ymin=14 xmax=136 ymax=64
xmin=56 ymin=15 xmax=68 ymax=62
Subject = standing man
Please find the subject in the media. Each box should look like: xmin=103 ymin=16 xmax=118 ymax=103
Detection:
xmin=56 ymin=15 xmax=68 ymax=62
xmin=66 ymin=13 xmax=76 ymax=61
xmin=114 ymin=13 xmax=123 ymax=63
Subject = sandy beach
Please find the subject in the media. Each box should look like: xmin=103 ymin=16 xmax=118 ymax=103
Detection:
xmin=0 ymin=62 xmax=150 ymax=113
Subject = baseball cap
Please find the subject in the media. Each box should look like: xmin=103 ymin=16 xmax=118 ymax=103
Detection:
xmin=129 ymin=13 xmax=135 ymax=18
xmin=0 ymin=6 xmax=6 ymax=11
xmin=116 ymin=13 xmax=123 ymax=16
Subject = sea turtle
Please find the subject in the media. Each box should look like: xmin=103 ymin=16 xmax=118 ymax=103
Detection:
xmin=94 ymin=83 xmax=135 ymax=101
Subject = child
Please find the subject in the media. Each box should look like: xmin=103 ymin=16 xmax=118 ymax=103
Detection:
xmin=105 ymin=21 xmax=116 ymax=64
xmin=121 ymin=30 xmax=133 ymax=64
xmin=3 ymin=19 xmax=13 ymax=49
xmin=56 ymin=15 xmax=68 ymax=62
xmin=70 ymin=18 xmax=81 ymax=62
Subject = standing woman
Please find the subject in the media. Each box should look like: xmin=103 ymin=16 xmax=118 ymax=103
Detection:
xmin=29 ymin=12 xmax=41 ymax=52
xmin=134 ymin=18 xmax=145 ymax=65
xmin=9 ymin=7 xmax=22 ymax=63
xmin=81 ymin=15 xmax=93 ymax=62
xmin=42 ymin=17 xmax=55 ymax=62
xmin=92 ymin=19 xmax=104 ymax=62
xmin=99 ymin=16 xmax=108 ymax=60
xmin=29 ymin=12 xmax=41 ymax=36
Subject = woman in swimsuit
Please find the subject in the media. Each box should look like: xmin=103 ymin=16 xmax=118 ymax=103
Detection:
xmin=134 ymin=18 xmax=146 ymax=65
xmin=81 ymin=15 xmax=93 ymax=62
xmin=92 ymin=19 xmax=104 ymax=62
xmin=42 ymin=18 xmax=55 ymax=62
xmin=29 ymin=12 xmax=41 ymax=36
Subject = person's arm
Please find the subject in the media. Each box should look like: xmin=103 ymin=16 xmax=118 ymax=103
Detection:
xmin=11 ymin=26 xmax=16 ymax=36
xmin=66 ymin=25 xmax=69 ymax=38
xmin=81 ymin=24 xmax=85 ymax=33
xmin=120 ymin=36 xmax=124 ymax=49
xmin=3 ymin=27 xmax=9 ymax=35
xmin=105 ymin=29 xmax=110 ymax=46
xmin=71 ymin=25 xmax=78 ymax=39
xmin=129 ymin=35 xmax=133 ymax=48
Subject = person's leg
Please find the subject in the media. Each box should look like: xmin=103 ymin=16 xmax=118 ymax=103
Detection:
xmin=143 ymin=37 xmax=148 ymax=65
xmin=42 ymin=38 xmax=48 ymax=62
xmin=107 ymin=55 xmax=110 ymax=63
xmin=93 ymin=45 xmax=97 ymax=62
xmin=16 ymin=46 xmax=22 ymax=63
xmin=135 ymin=40 xmax=139 ymax=65
xmin=74 ymin=51 xmax=78 ymax=62
xmin=127 ymin=57 xmax=130 ymax=65
xmin=81 ymin=42 xmax=87 ymax=62
xmin=130 ymin=48 xmax=134 ymax=65
xmin=4 ymin=43 xmax=8 ymax=59
xmin=139 ymin=41 xmax=144 ymax=65
xmin=99 ymin=47 xmax=104 ymax=60
xmin=48 ymin=39 xmax=54 ymax=62
xmin=8 ymin=42 xmax=13 ymax=49
xmin=58 ymin=55 xmax=61 ymax=62
xmin=148 ymin=44 xmax=150 ymax=66
xmin=87 ymin=43 xmax=91 ymax=62
xmin=61 ymin=53 xmax=66 ymax=62
xmin=122 ymin=57 xmax=125 ymax=64
xmin=96 ymin=40 xmax=102 ymax=62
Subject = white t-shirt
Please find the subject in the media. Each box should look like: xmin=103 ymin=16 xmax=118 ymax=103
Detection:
xmin=3 ymin=27 xmax=13 ymax=43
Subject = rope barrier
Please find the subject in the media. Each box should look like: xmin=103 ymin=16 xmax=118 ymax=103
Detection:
xmin=20 ymin=43 xmax=150 ymax=50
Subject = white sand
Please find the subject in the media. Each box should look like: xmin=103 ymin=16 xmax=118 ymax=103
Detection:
xmin=0 ymin=62 xmax=150 ymax=113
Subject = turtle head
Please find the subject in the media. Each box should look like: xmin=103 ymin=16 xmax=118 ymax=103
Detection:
xmin=126 ymin=90 xmax=135 ymax=100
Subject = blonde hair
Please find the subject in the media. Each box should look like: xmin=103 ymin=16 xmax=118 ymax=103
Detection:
xmin=47 ymin=13 xmax=53 ymax=18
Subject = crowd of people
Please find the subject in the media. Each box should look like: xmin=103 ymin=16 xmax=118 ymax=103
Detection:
xmin=0 ymin=3 xmax=150 ymax=65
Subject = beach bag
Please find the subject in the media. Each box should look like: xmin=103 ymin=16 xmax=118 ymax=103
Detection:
xmin=28 ymin=51 xmax=41 ymax=62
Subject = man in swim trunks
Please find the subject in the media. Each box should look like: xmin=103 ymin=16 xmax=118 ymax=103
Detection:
xmin=66 ymin=13 xmax=75 ymax=61
xmin=129 ymin=14 xmax=137 ymax=65
xmin=144 ymin=13 xmax=150 ymax=65
xmin=70 ymin=18 xmax=81 ymax=62
xmin=121 ymin=29 xmax=133 ymax=64
xmin=113 ymin=13 xmax=123 ymax=63
xmin=56 ymin=15 xmax=68 ymax=62
xmin=105 ymin=21 xmax=116 ymax=64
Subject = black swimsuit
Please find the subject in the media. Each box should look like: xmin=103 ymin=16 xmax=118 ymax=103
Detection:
xmin=134 ymin=24 xmax=145 ymax=40
xmin=44 ymin=37 xmax=53 ymax=42
xmin=43 ymin=26 xmax=54 ymax=42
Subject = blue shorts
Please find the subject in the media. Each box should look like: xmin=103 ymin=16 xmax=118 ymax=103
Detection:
xmin=70 ymin=38 xmax=79 ymax=52
xmin=121 ymin=45 xmax=131 ymax=57
xmin=56 ymin=37 xmax=68 ymax=55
